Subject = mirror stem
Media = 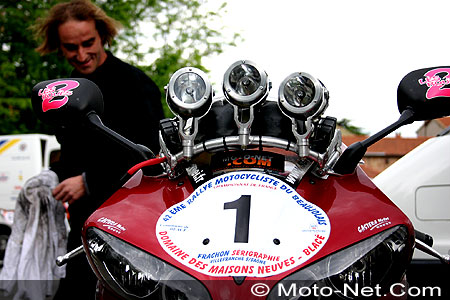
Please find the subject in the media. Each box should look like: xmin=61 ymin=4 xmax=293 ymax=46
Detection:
xmin=333 ymin=108 xmax=415 ymax=174
xmin=86 ymin=112 xmax=150 ymax=162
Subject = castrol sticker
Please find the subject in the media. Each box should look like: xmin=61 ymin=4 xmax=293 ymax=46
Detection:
xmin=156 ymin=171 xmax=331 ymax=277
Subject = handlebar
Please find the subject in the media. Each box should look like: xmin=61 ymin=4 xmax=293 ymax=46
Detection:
xmin=415 ymin=229 xmax=433 ymax=247
xmin=173 ymin=135 xmax=298 ymax=161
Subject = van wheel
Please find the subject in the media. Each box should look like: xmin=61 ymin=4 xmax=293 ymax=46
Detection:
xmin=0 ymin=234 xmax=9 ymax=268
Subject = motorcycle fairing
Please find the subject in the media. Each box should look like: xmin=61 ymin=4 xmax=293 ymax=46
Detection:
xmin=83 ymin=165 xmax=413 ymax=283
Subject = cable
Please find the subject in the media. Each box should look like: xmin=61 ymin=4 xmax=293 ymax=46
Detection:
xmin=127 ymin=157 xmax=167 ymax=175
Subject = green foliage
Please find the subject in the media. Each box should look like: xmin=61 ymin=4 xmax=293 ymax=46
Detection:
xmin=0 ymin=0 xmax=237 ymax=132
xmin=0 ymin=98 xmax=53 ymax=134
xmin=103 ymin=0 xmax=237 ymax=117
xmin=142 ymin=47 xmax=209 ymax=117
xmin=0 ymin=1 xmax=73 ymax=99
xmin=337 ymin=118 xmax=367 ymax=136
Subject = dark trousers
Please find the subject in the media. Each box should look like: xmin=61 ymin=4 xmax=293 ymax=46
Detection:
xmin=53 ymin=221 xmax=97 ymax=300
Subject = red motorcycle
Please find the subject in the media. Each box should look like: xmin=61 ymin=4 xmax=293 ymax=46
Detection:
xmin=32 ymin=62 xmax=450 ymax=299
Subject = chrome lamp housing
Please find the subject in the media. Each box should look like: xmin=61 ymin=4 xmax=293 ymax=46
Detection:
xmin=278 ymin=72 xmax=330 ymax=157
xmin=166 ymin=67 xmax=213 ymax=158
xmin=278 ymin=72 xmax=328 ymax=121
xmin=166 ymin=67 xmax=212 ymax=119
xmin=223 ymin=60 xmax=269 ymax=108
xmin=222 ymin=60 xmax=270 ymax=147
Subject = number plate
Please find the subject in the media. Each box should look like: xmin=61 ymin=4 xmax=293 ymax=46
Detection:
xmin=156 ymin=171 xmax=331 ymax=277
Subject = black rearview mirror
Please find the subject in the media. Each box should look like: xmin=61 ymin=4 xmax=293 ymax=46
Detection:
xmin=31 ymin=78 xmax=153 ymax=162
xmin=334 ymin=66 xmax=450 ymax=175
xmin=31 ymin=78 xmax=104 ymax=127
xmin=398 ymin=66 xmax=450 ymax=120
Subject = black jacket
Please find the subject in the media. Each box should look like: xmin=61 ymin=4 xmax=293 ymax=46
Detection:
xmin=53 ymin=52 xmax=164 ymax=225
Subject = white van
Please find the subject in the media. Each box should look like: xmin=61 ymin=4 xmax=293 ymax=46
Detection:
xmin=0 ymin=134 xmax=60 ymax=264
xmin=374 ymin=132 xmax=450 ymax=261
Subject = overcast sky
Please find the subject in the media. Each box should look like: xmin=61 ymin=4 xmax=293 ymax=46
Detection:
xmin=201 ymin=0 xmax=450 ymax=137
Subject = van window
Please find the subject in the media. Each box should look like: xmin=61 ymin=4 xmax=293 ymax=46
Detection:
xmin=40 ymin=139 xmax=46 ymax=168
xmin=49 ymin=150 xmax=61 ymax=169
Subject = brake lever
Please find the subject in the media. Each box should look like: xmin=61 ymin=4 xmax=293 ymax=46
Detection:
xmin=415 ymin=239 xmax=450 ymax=265
xmin=56 ymin=245 xmax=84 ymax=266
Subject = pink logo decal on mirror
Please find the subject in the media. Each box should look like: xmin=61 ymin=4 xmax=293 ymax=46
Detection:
xmin=38 ymin=80 xmax=80 ymax=112
xmin=418 ymin=68 xmax=450 ymax=99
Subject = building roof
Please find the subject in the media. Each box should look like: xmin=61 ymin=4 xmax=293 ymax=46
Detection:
xmin=341 ymin=134 xmax=431 ymax=178
xmin=436 ymin=116 xmax=450 ymax=128
xmin=342 ymin=134 xmax=431 ymax=156
xmin=418 ymin=116 xmax=450 ymax=134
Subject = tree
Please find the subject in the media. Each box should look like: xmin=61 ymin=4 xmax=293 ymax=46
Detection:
xmin=337 ymin=118 xmax=367 ymax=136
xmin=124 ymin=0 xmax=239 ymax=116
xmin=0 ymin=0 xmax=238 ymax=133
xmin=0 ymin=1 xmax=73 ymax=99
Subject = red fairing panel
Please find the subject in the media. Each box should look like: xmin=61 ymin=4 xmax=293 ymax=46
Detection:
xmin=83 ymin=167 xmax=413 ymax=299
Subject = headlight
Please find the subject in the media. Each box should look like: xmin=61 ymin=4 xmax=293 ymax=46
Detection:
xmin=267 ymin=225 xmax=412 ymax=299
xmin=166 ymin=67 xmax=212 ymax=119
xmin=85 ymin=227 xmax=211 ymax=300
xmin=278 ymin=72 xmax=328 ymax=120
xmin=223 ymin=60 xmax=269 ymax=108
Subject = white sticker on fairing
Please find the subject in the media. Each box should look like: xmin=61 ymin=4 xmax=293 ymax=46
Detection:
xmin=97 ymin=217 xmax=127 ymax=234
xmin=156 ymin=171 xmax=331 ymax=277
xmin=357 ymin=217 xmax=391 ymax=233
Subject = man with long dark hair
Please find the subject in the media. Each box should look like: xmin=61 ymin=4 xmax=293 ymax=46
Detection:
xmin=33 ymin=1 xmax=164 ymax=298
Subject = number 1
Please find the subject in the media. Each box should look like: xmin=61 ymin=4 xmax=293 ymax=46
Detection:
xmin=224 ymin=195 xmax=251 ymax=243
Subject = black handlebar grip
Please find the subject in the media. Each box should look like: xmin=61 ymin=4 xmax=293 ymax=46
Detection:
xmin=415 ymin=230 xmax=434 ymax=247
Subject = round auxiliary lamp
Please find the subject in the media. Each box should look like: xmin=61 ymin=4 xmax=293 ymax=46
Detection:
xmin=222 ymin=60 xmax=270 ymax=108
xmin=166 ymin=67 xmax=213 ymax=119
xmin=278 ymin=72 xmax=328 ymax=121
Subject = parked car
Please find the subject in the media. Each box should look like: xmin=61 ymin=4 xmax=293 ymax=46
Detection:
xmin=0 ymin=134 xmax=60 ymax=266
xmin=374 ymin=128 xmax=450 ymax=296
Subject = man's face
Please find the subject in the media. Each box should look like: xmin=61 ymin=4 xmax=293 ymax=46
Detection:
xmin=58 ymin=19 xmax=107 ymax=75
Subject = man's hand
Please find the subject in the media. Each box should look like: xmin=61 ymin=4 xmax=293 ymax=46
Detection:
xmin=53 ymin=175 xmax=86 ymax=204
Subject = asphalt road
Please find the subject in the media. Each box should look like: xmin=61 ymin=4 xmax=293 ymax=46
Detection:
xmin=406 ymin=260 xmax=450 ymax=299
